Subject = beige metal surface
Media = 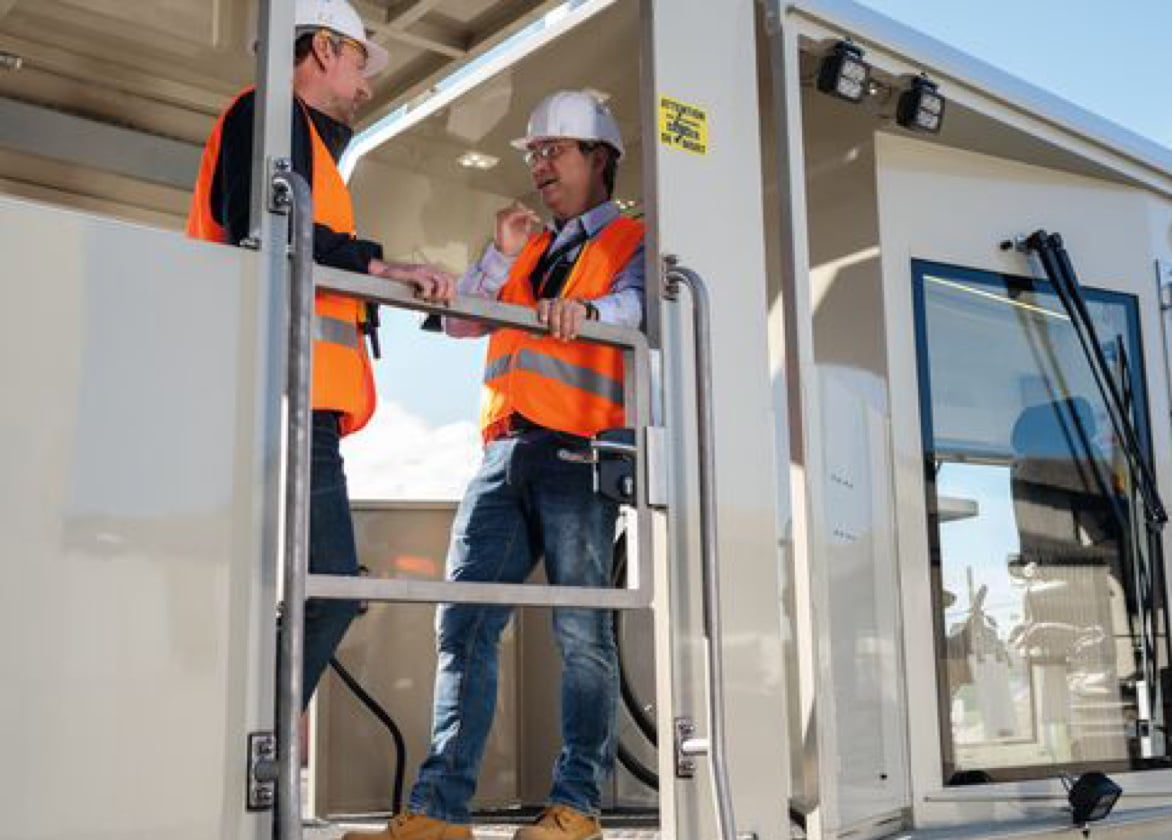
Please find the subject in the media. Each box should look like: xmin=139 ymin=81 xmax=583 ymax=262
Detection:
xmin=0 ymin=0 xmax=560 ymax=222
xmin=313 ymin=501 xmax=659 ymax=817
xmin=312 ymin=502 xmax=526 ymax=816
xmin=876 ymin=133 xmax=1172 ymax=829
xmin=355 ymin=0 xmax=644 ymax=210
xmin=0 ymin=195 xmax=278 ymax=840
xmin=648 ymin=2 xmax=791 ymax=839
xmin=761 ymin=53 xmax=912 ymax=836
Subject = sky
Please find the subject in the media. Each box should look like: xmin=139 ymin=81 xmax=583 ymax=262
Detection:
xmin=854 ymin=0 xmax=1172 ymax=150
xmin=341 ymin=0 xmax=1172 ymax=502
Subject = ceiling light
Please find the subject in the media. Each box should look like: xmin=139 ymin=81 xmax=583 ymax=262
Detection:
xmin=816 ymin=40 xmax=870 ymax=104
xmin=1065 ymin=771 xmax=1122 ymax=827
xmin=339 ymin=0 xmax=622 ymax=181
xmin=457 ymin=151 xmax=499 ymax=170
xmin=582 ymin=87 xmax=611 ymax=104
xmin=897 ymin=74 xmax=945 ymax=133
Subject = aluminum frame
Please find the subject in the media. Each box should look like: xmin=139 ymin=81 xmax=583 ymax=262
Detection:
xmin=307 ymin=264 xmax=656 ymax=612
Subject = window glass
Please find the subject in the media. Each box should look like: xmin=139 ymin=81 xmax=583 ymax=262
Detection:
xmin=912 ymin=260 xmax=1171 ymax=783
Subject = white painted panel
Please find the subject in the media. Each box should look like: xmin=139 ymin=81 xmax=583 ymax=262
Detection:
xmin=876 ymin=133 xmax=1172 ymax=829
xmin=649 ymin=2 xmax=790 ymax=839
xmin=0 ymin=196 xmax=276 ymax=840
xmin=819 ymin=372 xmax=906 ymax=830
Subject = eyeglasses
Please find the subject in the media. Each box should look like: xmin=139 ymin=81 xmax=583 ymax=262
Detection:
xmin=323 ymin=30 xmax=369 ymax=71
xmin=523 ymin=140 xmax=592 ymax=167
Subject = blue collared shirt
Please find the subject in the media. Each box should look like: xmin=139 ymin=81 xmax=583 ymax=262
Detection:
xmin=445 ymin=200 xmax=645 ymax=337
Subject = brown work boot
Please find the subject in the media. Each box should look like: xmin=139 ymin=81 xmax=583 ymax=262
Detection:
xmin=340 ymin=812 xmax=473 ymax=840
xmin=513 ymin=805 xmax=602 ymax=840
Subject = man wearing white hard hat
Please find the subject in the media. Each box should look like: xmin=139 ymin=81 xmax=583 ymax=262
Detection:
xmin=188 ymin=0 xmax=455 ymax=709
xmin=345 ymin=91 xmax=644 ymax=840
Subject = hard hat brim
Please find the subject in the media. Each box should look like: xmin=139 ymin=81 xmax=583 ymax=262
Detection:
xmin=509 ymin=135 xmax=624 ymax=160
xmin=361 ymin=40 xmax=389 ymax=77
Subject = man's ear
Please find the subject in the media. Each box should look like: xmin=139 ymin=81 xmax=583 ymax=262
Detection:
xmin=310 ymin=31 xmax=334 ymax=69
xmin=591 ymin=147 xmax=607 ymax=178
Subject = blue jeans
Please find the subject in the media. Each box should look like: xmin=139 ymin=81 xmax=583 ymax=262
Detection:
xmin=302 ymin=411 xmax=361 ymax=709
xmin=409 ymin=428 xmax=620 ymax=822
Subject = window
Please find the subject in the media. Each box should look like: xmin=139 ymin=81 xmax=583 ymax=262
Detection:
xmin=912 ymin=260 xmax=1171 ymax=783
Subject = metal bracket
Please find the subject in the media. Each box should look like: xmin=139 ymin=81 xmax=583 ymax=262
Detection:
xmin=246 ymin=731 xmax=279 ymax=811
xmin=662 ymin=253 xmax=682 ymax=300
xmin=675 ymin=716 xmax=710 ymax=779
xmin=999 ymin=234 xmax=1029 ymax=253
xmin=269 ymin=157 xmax=293 ymax=214
xmin=591 ymin=428 xmax=638 ymax=504
xmin=1157 ymin=259 xmax=1172 ymax=311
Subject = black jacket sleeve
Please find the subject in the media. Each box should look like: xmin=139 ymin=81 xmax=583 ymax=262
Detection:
xmin=214 ymin=92 xmax=384 ymax=273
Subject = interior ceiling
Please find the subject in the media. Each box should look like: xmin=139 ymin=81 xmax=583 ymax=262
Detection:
xmin=358 ymin=0 xmax=643 ymax=206
xmin=0 ymin=0 xmax=561 ymax=162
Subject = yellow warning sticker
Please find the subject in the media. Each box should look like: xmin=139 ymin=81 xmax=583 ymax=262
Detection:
xmin=658 ymin=96 xmax=708 ymax=155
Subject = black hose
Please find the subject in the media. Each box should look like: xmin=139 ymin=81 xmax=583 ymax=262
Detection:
xmin=329 ymin=657 xmax=407 ymax=814
xmin=610 ymin=533 xmax=660 ymax=790
xmin=617 ymin=741 xmax=659 ymax=791
xmin=612 ymin=533 xmax=659 ymax=747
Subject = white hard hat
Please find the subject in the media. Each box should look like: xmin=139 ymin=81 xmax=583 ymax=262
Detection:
xmin=295 ymin=0 xmax=389 ymax=78
xmin=511 ymin=90 xmax=625 ymax=160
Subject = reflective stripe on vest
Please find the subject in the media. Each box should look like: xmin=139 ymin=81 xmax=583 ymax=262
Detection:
xmin=484 ymin=348 xmax=624 ymax=404
xmin=315 ymin=315 xmax=360 ymax=349
xmin=186 ymin=88 xmax=376 ymax=437
xmin=479 ymin=214 xmax=644 ymax=441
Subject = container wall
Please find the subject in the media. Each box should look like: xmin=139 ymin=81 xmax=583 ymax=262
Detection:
xmin=0 ymin=196 xmax=277 ymax=840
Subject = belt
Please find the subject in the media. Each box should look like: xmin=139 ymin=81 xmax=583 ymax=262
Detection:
xmin=484 ymin=414 xmax=588 ymax=444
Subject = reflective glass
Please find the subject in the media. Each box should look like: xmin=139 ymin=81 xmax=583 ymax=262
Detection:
xmin=912 ymin=260 xmax=1171 ymax=783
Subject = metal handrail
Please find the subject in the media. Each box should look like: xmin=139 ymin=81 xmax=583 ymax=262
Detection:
xmin=307 ymin=264 xmax=656 ymax=611
xmin=272 ymin=234 xmax=657 ymax=840
xmin=664 ymin=260 xmax=738 ymax=840
xmin=273 ymin=166 xmax=314 ymax=840
xmin=315 ymin=265 xmax=652 ymax=351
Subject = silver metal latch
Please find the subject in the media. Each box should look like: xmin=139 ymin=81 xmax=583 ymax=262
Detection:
xmin=674 ymin=716 xmax=710 ymax=779
xmin=246 ymin=731 xmax=279 ymax=811
xmin=269 ymin=157 xmax=293 ymax=214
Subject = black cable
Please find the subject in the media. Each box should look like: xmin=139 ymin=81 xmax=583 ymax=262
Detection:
xmin=609 ymin=532 xmax=660 ymax=791
xmin=616 ymin=741 xmax=659 ymax=791
xmin=612 ymin=533 xmax=659 ymax=747
xmin=329 ymin=657 xmax=407 ymax=814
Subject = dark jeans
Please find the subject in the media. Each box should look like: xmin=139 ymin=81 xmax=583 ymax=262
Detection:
xmin=302 ymin=410 xmax=361 ymax=709
xmin=409 ymin=428 xmax=620 ymax=821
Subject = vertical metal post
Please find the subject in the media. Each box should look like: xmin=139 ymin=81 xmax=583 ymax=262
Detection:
xmin=1118 ymin=341 xmax=1155 ymax=757
xmin=665 ymin=260 xmax=738 ymax=840
xmin=273 ymin=167 xmax=315 ymax=840
xmin=251 ymin=0 xmax=294 ymax=244
xmin=251 ymin=2 xmax=297 ymax=837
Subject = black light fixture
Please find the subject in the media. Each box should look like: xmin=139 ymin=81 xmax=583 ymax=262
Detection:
xmin=897 ymin=74 xmax=946 ymax=133
xmin=817 ymin=40 xmax=871 ymax=104
xmin=1066 ymin=771 xmax=1122 ymax=827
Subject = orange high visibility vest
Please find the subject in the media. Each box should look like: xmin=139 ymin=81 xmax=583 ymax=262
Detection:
xmin=187 ymin=89 xmax=375 ymax=436
xmin=481 ymin=215 xmax=644 ymax=442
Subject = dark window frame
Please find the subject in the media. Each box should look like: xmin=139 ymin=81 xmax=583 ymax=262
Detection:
xmin=910 ymin=258 xmax=1171 ymax=785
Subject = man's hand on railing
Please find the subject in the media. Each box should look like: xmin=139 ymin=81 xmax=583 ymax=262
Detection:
xmin=367 ymin=258 xmax=456 ymax=304
xmin=538 ymin=297 xmax=592 ymax=341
